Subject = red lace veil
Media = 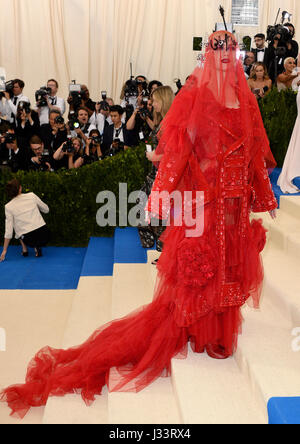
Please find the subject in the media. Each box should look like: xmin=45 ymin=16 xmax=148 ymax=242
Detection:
xmin=148 ymin=30 xmax=276 ymax=218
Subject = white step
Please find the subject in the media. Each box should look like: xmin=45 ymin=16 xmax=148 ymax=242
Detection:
xmin=172 ymin=346 xmax=267 ymax=424
xmin=262 ymin=245 xmax=300 ymax=328
xmin=108 ymin=263 xmax=182 ymax=424
xmin=280 ymin=196 xmax=300 ymax=219
xmin=146 ymin=252 xmax=266 ymax=424
xmin=287 ymin=232 xmax=300 ymax=261
xmin=43 ymin=277 xmax=113 ymax=424
xmin=236 ymin=298 xmax=300 ymax=408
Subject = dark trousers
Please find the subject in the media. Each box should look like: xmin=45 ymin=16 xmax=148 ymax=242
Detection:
xmin=21 ymin=225 xmax=50 ymax=248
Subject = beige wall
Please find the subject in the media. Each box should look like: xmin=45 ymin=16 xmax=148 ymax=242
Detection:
xmin=0 ymin=0 xmax=299 ymax=108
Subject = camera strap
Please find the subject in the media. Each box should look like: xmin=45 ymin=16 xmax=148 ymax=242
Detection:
xmin=115 ymin=127 xmax=122 ymax=138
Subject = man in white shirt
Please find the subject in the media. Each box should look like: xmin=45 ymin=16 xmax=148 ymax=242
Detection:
xmin=252 ymin=33 xmax=271 ymax=65
xmin=3 ymin=79 xmax=30 ymax=124
xmin=37 ymin=79 xmax=66 ymax=125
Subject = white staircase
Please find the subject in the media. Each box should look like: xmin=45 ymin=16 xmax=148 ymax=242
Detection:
xmin=40 ymin=195 xmax=300 ymax=424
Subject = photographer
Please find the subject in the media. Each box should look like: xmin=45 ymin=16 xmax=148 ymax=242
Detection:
xmin=2 ymin=131 xmax=29 ymax=172
xmin=89 ymin=94 xmax=114 ymax=135
xmin=243 ymin=52 xmax=255 ymax=78
xmin=83 ymin=130 xmax=103 ymax=164
xmin=67 ymin=84 xmax=96 ymax=118
xmin=37 ymin=79 xmax=66 ymax=125
xmin=40 ymin=110 xmax=68 ymax=157
xmin=28 ymin=135 xmax=54 ymax=172
xmin=267 ymin=23 xmax=299 ymax=82
xmin=69 ymin=106 xmax=97 ymax=147
xmin=101 ymin=105 xmax=130 ymax=157
xmin=126 ymin=97 xmax=154 ymax=145
xmin=120 ymin=76 xmax=149 ymax=114
xmin=15 ymin=101 xmax=40 ymax=150
xmin=2 ymin=79 xmax=30 ymax=125
xmin=53 ymin=137 xmax=84 ymax=170
xmin=0 ymin=179 xmax=50 ymax=261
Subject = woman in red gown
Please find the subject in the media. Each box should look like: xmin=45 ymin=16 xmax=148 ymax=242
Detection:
xmin=0 ymin=31 xmax=277 ymax=419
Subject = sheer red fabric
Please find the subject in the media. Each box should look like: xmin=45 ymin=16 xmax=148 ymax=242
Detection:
xmin=0 ymin=32 xmax=278 ymax=419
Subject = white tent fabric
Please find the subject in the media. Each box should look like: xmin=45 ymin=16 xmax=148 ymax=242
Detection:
xmin=0 ymin=0 xmax=299 ymax=107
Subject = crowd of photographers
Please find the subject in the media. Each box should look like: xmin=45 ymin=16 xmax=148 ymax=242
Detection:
xmin=1 ymin=22 xmax=300 ymax=173
xmin=0 ymin=75 xmax=165 ymax=173
xmin=244 ymin=22 xmax=300 ymax=100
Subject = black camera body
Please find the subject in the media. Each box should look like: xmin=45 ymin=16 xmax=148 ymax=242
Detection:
xmin=97 ymin=91 xmax=110 ymax=112
xmin=18 ymin=101 xmax=31 ymax=115
xmin=4 ymin=133 xmax=17 ymax=144
xmin=267 ymin=24 xmax=292 ymax=44
xmin=55 ymin=115 xmax=65 ymax=125
xmin=108 ymin=139 xmax=125 ymax=157
xmin=0 ymin=80 xmax=14 ymax=99
xmin=91 ymin=135 xmax=101 ymax=146
xmin=124 ymin=79 xmax=139 ymax=99
xmin=38 ymin=155 xmax=50 ymax=172
xmin=68 ymin=117 xmax=80 ymax=131
xmin=70 ymin=91 xmax=83 ymax=110
xmin=35 ymin=86 xmax=52 ymax=107
xmin=62 ymin=138 xmax=75 ymax=154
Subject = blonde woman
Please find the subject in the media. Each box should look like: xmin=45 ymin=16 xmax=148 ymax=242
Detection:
xmin=247 ymin=62 xmax=272 ymax=100
xmin=137 ymin=86 xmax=175 ymax=251
xmin=277 ymin=58 xmax=299 ymax=91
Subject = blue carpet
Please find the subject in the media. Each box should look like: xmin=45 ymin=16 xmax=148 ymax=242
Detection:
xmin=114 ymin=227 xmax=153 ymax=264
xmin=270 ymin=168 xmax=300 ymax=206
xmin=81 ymin=237 xmax=114 ymax=276
xmin=0 ymin=247 xmax=86 ymax=290
xmin=268 ymin=398 xmax=300 ymax=424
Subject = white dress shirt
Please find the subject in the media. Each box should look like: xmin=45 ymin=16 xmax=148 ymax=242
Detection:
xmin=5 ymin=193 xmax=49 ymax=240
xmin=113 ymin=124 xmax=124 ymax=143
xmin=38 ymin=96 xmax=66 ymax=125
xmin=7 ymin=94 xmax=30 ymax=122
xmin=257 ymin=49 xmax=265 ymax=63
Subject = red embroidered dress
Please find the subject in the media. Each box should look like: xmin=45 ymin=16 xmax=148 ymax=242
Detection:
xmin=0 ymin=32 xmax=277 ymax=419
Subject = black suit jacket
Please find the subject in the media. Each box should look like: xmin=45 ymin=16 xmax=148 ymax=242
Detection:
xmin=40 ymin=124 xmax=68 ymax=155
xmin=251 ymin=47 xmax=271 ymax=66
xmin=8 ymin=147 xmax=31 ymax=172
xmin=102 ymin=123 xmax=130 ymax=156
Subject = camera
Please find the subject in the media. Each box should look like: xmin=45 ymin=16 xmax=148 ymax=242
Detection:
xmin=108 ymin=139 xmax=125 ymax=157
xmin=68 ymin=117 xmax=80 ymax=131
xmin=97 ymin=91 xmax=110 ymax=112
xmin=138 ymin=97 xmax=152 ymax=120
xmin=174 ymin=78 xmax=183 ymax=94
xmin=35 ymin=86 xmax=52 ymax=107
xmin=267 ymin=24 xmax=292 ymax=44
xmin=4 ymin=133 xmax=17 ymax=144
xmin=124 ymin=79 xmax=139 ymax=99
xmin=91 ymin=135 xmax=101 ymax=146
xmin=68 ymin=82 xmax=83 ymax=110
xmin=18 ymin=101 xmax=31 ymax=114
xmin=55 ymin=115 xmax=65 ymax=125
xmin=38 ymin=155 xmax=50 ymax=172
xmin=0 ymin=80 xmax=14 ymax=99
xmin=62 ymin=138 xmax=75 ymax=154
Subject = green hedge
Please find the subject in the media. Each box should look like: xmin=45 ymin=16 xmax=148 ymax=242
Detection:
xmin=0 ymin=90 xmax=298 ymax=247
xmin=0 ymin=145 xmax=151 ymax=247
xmin=259 ymin=88 xmax=298 ymax=168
